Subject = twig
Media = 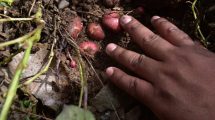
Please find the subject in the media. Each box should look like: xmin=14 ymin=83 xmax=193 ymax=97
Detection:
xmin=0 ymin=13 xmax=11 ymax=18
xmin=0 ymin=48 xmax=22 ymax=66
xmin=0 ymin=24 xmax=43 ymax=48
xmin=20 ymin=42 xmax=54 ymax=86
xmin=28 ymin=0 xmax=37 ymax=16
xmin=0 ymin=18 xmax=33 ymax=22
xmin=20 ymin=19 xmax=57 ymax=87
xmin=62 ymin=28 xmax=87 ymax=109
xmin=84 ymin=56 xmax=121 ymax=120
xmin=0 ymin=68 xmax=9 ymax=87
xmin=84 ymin=56 xmax=103 ymax=86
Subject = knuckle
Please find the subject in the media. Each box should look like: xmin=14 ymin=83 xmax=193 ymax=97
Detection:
xmin=158 ymin=20 xmax=178 ymax=32
xmin=180 ymin=34 xmax=191 ymax=41
xmin=167 ymin=27 xmax=179 ymax=34
xmin=130 ymin=54 xmax=145 ymax=69
xmin=156 ymin=18 xmax=169 ymax=26
xmin=137 ymin=54 xmax=146 ymax=65
xmin=144 ymin=34 xmax=160 ymax=45
xmin=148 ymin=34 xmax=159 ymax=42
xmin=155 ymin=18 xmax=179 ymax=33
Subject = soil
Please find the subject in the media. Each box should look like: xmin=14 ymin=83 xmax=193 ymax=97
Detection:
xmin=0 ymin=0 xmax=215 ymax=120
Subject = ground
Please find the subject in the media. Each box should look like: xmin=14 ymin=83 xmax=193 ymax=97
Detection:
xmin=0 ymin=0 xmax=214 ymax=120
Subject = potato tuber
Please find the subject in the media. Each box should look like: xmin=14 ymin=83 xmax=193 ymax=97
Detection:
xmin=87 ymin=23 xmax=105 ymax=41
xmin=134 ymin=6 xmax=145 ymax=15
xmin=70 ymin=60 xmax=77 ymax=68
xmin=69 ymin=16 xmax=83 ymax=40
xmin=102 ymin=11 xmax=121 ymax=33
xmin=79 ymin=41 xmax=100 ymax=56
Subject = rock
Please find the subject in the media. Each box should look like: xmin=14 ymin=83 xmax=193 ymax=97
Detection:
xmin=125 ymin=106 xmax=143 ymax=120
xmin=27 ymin=74 xmax=63 ymax=111
xmin=8 ymin=43 xmax=49 ymax=79
xmin=0 ymin=69 xmax=4 ymax=77
xmin=92 ymin=85 xmax=121 ymax=112
xmin=58 ymin=0 xmax=70 ymax=9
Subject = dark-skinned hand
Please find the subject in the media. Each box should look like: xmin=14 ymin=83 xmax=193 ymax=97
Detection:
xmin=105 ymin=15 xmax=215 ymax=120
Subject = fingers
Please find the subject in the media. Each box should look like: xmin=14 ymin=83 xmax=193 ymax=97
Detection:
xmin=106 ymin=67 xmax=154 ymax=103
xmin=120 ymin=15 xmax=174 ymax=60
xmin=151 ymin=16 xmax=194 ymax=46
xmin=106 ymin=43 xmax=160 ymax=81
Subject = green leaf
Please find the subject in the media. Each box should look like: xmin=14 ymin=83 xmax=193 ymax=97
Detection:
xmin=56 ymin=105 xmax=95 ymax=120
xmin=0 ymin=2 xmax=9 ymax=7
xmin=0 ymin=0 xmax=14 ymax=6
xmin=22 ymin=100 xmax=31 ymax=108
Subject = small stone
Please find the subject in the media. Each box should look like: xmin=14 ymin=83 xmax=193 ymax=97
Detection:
xmin=58 ymin=0 xmax=70 ymax=9
xmin=125 ymin=106 xmax=142 ymax=120
xmin=92 ymin=84 xmax=121 ymax=112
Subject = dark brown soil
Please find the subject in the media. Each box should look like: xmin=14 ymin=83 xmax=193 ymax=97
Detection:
xmin=0 ymin=0 xmax=214 ymax=120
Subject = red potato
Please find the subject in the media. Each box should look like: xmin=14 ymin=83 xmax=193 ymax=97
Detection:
xmin=79 ymin=41 xmax=100 ymax=56
xmin=134 ymin=6 xmax=145 ymax=15
xmin=87 ymin=23 xmax=105 ymax=41
xmin=69 ymin=16 xmax=83 ymax=40
xmin=103 ymin=0 xmax=119 ymax=8
xmin=70 ymin=60 xmax=77 ymax=68
xmin=102 ymin=11 xmax=121 ymax=32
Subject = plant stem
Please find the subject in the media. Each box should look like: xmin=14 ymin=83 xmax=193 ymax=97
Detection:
xmin=62 ymin=28 xmax=87 ymax=108
xmin=0 ymin=5 xmax=44 ymax=119
xmin=192 ymin=0 xmax=198 ymax=19
xmin=28 ymin=0 xmax=36 ymax=16
xmin=0 ymin=39 xmax=33 ymax=120
xmin=0 ymin=18 xmax=33 ymax=22
xmin=191 ymin=0 xmax=207 ymax=47
xmin=21 ymin=33 xmax=56 ymax=87
xmin=0 ymin=22 xmax=43 ymax=120
xmin=0 ymin=24 xmax=43 ymax=48
xmin=76 ymin=48 xmax=87 ymax=108
xmin=78 ymin=59 xmax=84 ymax=108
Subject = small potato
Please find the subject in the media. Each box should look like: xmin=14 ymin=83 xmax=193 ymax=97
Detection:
xmin=102 ymin=11 xmax=121 ymax=32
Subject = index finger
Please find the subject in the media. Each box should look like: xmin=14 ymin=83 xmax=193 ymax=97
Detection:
xmin=120 ymin=15 xmax=174 ymax=60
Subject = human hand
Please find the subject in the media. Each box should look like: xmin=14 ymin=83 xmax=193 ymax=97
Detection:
xmin=105 ymin=15 xmax=215 ymax=120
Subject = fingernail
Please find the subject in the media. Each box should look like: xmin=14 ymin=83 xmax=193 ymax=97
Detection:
xmin=151 ymin=16 xmax=160 ymax=22
xmin=106 ymin=67 xmax=114 ymax=76
xmin=120 ymin=15 xmax=132 ymax=26
xmin=106 ymin=43 xmax=117 ymax=55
